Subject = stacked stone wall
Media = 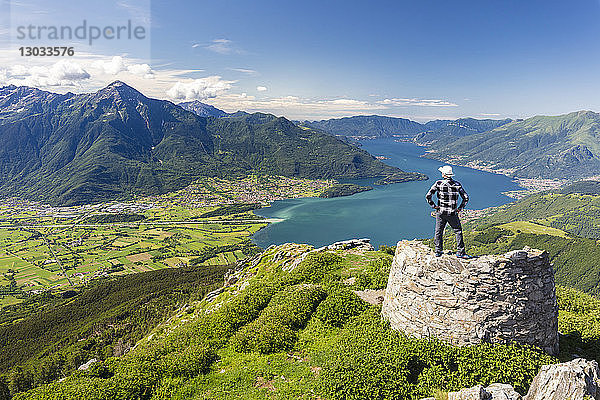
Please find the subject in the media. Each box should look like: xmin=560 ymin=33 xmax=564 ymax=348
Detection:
xmin=381 ymin=240 xmax=559 ymax=355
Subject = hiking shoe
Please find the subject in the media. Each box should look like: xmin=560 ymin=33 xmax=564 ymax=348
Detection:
xmin=456 ymin=253 xmax=474 ymax=259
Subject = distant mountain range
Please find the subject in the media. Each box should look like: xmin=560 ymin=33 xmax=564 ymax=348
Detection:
xmin=301 ymin=115 xmax=513 ymax=140
xmin=301 ymin=115 xmax=424 ymax=139
xmin=425 ymin=111 xmax=600 ymax=179
xmin=3 ymin=80 xmax=599 ymax=206
xmin=302 ymin=112 xmax=600 ymax=180
xmin=0 ymin=82 xmax=424 ymax=205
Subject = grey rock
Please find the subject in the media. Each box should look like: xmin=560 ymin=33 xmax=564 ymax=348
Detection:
xmin=447 ymin=383 xmax=522 ymax=400
xmin=486 ymin=383 xmax=522 ymax=400
xmin=78 ymin=358 xmax=98 ymax=371
xmin=448 ymin=385 xmax=488 ymax=400
xmin=524 ymin=358 xmax=600 ymax=400
xmin=324 ymin=238 xmax=374 ymax=251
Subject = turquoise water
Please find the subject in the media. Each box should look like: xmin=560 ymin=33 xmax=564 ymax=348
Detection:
xmin=252 ymin=139 xmax=521 ymax=248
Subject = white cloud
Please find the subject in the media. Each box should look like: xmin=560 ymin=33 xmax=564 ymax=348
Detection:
xmin=377 ymin=98 xmax=458 ymax=107
xmin=126 ymin=63 xmax=154 ymax=78
xmin=166 ymin=76 xmax=235 ymax=101
xmin=0 ymin=49 xmax=462 ymax=120
xmin=116 ymin=1 xmax=151 ymax=25
xmin=256 ymin=86 xmax=267 ymax=92
xmin=2 ymin=60 xmax=90 ymax=87
xmin=229 ymin=68 xmax=258 ymax=75
xmin=93 ymin=56 xmax=126 ymax=75
xmin=191 ymin=43 xmax=200 ymax=48
xmin=92 ymin=56 xmax=154 ymax=78
xmin=205 ymin=94 xmax=387 ymax=120
xmin=480 ymin=113 xmax=501 ymax=117
xmin=205 ymin=38 xmax=238 ymax=54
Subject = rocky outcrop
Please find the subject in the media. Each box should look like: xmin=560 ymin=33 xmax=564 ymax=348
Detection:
xmin=524 ymin=358 xmax=600 ymax=400
xmin=382 ymin=240 xmax=559 ymax=355
xmin=445 ymin=383 xmax=521 ymax=400
xmin=448 ymin=385 xmax=487 ymax=400
xmin=486 ymin=383 xmax=522 ymax=400
xmin=315 ymin=238 xmax=374 ymax=251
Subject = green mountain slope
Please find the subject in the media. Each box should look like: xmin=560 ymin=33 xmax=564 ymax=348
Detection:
xmin=415 ymin=117 xmax=512 ymax=143
xmin=5 ymin=242 xmax=598 ymax=399
xmin=0 ymin=264 xmax=227 ymax=396
xmin=302 ymin=115 xmax=511 ymax=140
xmin=301 ymin=115 xmax=424 ymax=138
xmin=0 ymin=82 xmax=424 ymax=205
xmin=425 ymin=111 xmax=600 ymax=179
xmin=473 ymin=181 xmax=600 ymax=239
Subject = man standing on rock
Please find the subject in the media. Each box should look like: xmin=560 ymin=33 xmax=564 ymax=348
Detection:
xmin=425 ymin=165 xmax=472 ymax=259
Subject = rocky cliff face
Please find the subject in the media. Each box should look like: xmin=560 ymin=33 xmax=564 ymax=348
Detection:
xmin=382 ymin=240 xmax=559 ymax=355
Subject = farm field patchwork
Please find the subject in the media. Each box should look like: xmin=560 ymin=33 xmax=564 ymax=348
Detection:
xmin=0 ymin=175 xmax=336 ymax=304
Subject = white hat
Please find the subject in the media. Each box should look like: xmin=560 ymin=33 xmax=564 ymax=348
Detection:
xmin=438 ymin=165 xmax=454 ymax=176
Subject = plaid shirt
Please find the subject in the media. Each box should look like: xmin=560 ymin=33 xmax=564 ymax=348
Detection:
xmin=425 ymin=178 xmax=469 ymax=215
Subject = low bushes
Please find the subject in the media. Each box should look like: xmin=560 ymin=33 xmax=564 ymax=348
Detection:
xmin=354 ymin=256 xmax=392 ymax=290
xmin=314 ymin=285 xmax=367 ymax=327
xmin=285 ymin=252 xmax=342 ymax=284
xmin=557 ymin=286 xmax=600 ymax=362
xmin=231 ymin=285 xmax=326 ymax=353
xmin=319 ymin=308 xmax=556 ymax=399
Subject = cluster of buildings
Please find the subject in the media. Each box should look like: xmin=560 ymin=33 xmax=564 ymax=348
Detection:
xmin=139 ymin=175 xmax=335 ymax=209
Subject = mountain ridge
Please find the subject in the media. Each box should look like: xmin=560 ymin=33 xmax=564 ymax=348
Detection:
xmin=301 ymin=114 xmax=513 ymax=139
xmin=0 ymin=82 xmax=424 ymax=205
xmin=178 ymin=100 xmax=228 ymax=118
xmin=424 ymin=110 xmax=600 ymax=179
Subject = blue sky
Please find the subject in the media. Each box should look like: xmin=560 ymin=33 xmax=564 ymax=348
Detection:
xmin=1 ymin=0 xmax=600 ymax=121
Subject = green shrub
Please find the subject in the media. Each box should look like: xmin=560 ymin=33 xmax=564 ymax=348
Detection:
xmin=160 ymin=344 xmax=216 ymax=378
xmin=379 ymin=245 xmax=396 ymax=255
xmin=354 ymin=256 xmax=392 ymax=290
xmin=314 ymin=285 xmax=368 ymax=327
xmin=231 ymin=285 xmax=326 ymax=353
xmin=557 ymin=286 xmax=600 ymax=362
xmin=268 ymin=285 xmax=327 ymax=328
xmin=232 ymin=320 xmax=297 ymax=354
xmin=319 ymin=308 xmax=555 ymax=399
xmin=286 ymin=252 xmax=342 ymax=284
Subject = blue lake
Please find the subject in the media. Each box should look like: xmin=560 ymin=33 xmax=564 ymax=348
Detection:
xmin=252 ymin=139 xmax=521 ymax=248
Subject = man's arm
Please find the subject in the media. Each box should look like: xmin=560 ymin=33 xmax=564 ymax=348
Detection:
xmin=457 ymin=184 xmax=469 ymax=211
xmin=425 ymin=183 xmax=438 ymax=209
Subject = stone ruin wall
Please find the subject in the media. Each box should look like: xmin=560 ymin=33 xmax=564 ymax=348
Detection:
xmin=381 ymin=240 xmax=559 ymax=355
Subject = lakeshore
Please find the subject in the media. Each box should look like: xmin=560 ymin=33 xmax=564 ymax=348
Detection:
xmin=253 ymin=139 xmax=524 ymax=248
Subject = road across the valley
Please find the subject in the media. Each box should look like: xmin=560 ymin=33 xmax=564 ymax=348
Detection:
xmin=0 ymin=218 xmax=283 ymax=230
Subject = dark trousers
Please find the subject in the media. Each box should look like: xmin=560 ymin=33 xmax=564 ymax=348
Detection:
xmin=434 ymin=212 xmax=465 ymax=255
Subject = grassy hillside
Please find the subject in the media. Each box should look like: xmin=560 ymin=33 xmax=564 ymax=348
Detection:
xmin=4 ymin=242 xmax=597 ymax=399
xmin=0 ymin=264 xmax=227 ymax=396
xmin=475 ymin=183 xmax=600 ymax=239
xmin=425 ymin=111 xmax=600 ymax=179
